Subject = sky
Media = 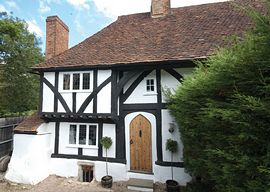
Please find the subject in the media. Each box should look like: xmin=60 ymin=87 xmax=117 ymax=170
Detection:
xmin=0 ymin=0 xmax=228 ymax=53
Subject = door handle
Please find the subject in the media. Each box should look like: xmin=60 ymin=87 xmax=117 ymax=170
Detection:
xmin=130 ymin=139 xmax=133 ymax=144
xmin=139 ymin=130 xmax=142 ymax=137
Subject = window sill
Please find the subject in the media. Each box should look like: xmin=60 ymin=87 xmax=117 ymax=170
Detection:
xmin=143 ymin=92 xmax=157 ymax=96
xmin=66 ymin=144 xmax=98 ymax=149
xmin=59 ymin=90 xmax=92 ymax=93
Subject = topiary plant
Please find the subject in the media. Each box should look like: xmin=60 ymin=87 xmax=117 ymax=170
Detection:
xmin=166 ymin=139 xmax=178 ymax=181
xmin=100 ymin=136 xmax=112 ymax=176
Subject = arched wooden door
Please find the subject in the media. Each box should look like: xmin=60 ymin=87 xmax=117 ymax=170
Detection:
xmin=130 ymin=114 xmax=152 ymax=173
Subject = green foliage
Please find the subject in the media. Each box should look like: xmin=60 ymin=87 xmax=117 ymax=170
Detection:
xmin=168 ymin=1 xmax=270 ymax=192
xmin=0 ymin=12 xmax=44 ymax=117
xmin=166 ymin=139 xmax=178 ymax=153
xmin=100 ymin=136 xmax=113 ymax=149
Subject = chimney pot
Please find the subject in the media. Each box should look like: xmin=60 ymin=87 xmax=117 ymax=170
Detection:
xmin=151 ymin=0 xmax=171 ymax=18
xmin=45 ymin=16 xmax=69 ymax=60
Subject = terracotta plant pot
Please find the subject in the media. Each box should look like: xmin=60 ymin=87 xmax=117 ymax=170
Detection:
xmin=166 ymin=179 xmax=179 ymax=192
xmin=101 ymin=175 xmax=113 ymax=188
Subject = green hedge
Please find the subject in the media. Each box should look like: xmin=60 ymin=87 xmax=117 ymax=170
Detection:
xmin=168 ymin=1 xmax=270 ymax=191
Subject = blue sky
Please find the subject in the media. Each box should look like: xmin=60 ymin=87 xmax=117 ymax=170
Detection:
xmin=0 ymin=0 xmax=227 ymax=53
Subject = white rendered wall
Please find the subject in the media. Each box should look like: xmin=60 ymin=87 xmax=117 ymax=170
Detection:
xmin=97 ymin=70 xmax=111 ymax=86
xmin=102 ymin=124 xmax=116 ymax=158
xmin=76 ymin=92 xmax=89 ymax=113
xmin=58 ymin=93 xmax=72 ymax=113
xmin=42 ymin=72 xmax=55 ymax=112
xmin=162 ymin=109 xmax=183 ymax=162
xmin=97 ymin=83 xmax=111 ymax=113
xmin=5 ymin=132 xmax=52 ymax=185
xmin=154 ymin=165 xmax=191 ymax=185
xmin=91 ymin=70 xmax=111 ymax=113
xmin=49 ymin=158 xmax=127 ymax=181
xmin=124 ymin=71 xmax=157 ymax=104
xmin=161 ymin=70 xmax=180 ymax=103
xmin=84 ymin=100 xmax=93 ymax=114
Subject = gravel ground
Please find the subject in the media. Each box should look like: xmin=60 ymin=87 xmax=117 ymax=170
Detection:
xmin=0 ymin=173 xmax=166 ymax=192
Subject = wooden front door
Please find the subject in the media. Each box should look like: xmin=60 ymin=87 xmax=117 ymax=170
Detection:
xmin=130 ymin=114 xmax=152 ymax=172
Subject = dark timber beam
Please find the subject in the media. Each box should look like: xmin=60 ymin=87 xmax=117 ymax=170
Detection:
xmin=164 ymin=69 xmax=183 ymax=83
xmin=122 ymin=70 xmax=152 ymax=103
xmin=38 ymin=72 xmax=44 ymax=115
xmin=77 ymin=76 xmax=112 ymax=113
xmin=115 ymin=71 xmax=140 ymax=98
xmin=42 ymin=77 xmax=71 ymax=113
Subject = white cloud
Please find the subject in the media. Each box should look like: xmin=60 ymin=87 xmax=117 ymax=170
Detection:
xmin=46 ymin=0 xmax=61 ymax=4
xmin=26 ymin=20 xmax=43 ymax=37
xmin=39 ymin=1 xmax=51 ymax=13
xmin=5 ymin=1 xmax=19 ymax=10
xmin=0 ymin=4 xmax=7 ymax=12
xmin=92 ymin=0 xmax=229 ymax=19
xmin=66 ymin=0 xmax=90 ymax=10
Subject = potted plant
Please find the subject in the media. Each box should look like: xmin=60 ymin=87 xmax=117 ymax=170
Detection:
xmin=100 ymin=136 xmax=113 ymax=188
xmin=166 ymin=139 xmax=179 ymax=192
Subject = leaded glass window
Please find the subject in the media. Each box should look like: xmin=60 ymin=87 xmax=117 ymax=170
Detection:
xmin=63 ymin=74 xmax=70 ymax=90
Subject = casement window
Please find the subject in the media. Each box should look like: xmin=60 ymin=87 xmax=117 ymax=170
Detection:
xmin=82 ymin=73 xmax=90 ymax=90
xmin=63 ymin=74 xmax=70 ymax=90
xmin=73 ymin=73 xmax=80 ymax=90
xmin=61 ymin=72 xmax=92 ymax=91
xmin=146 ymin=78 xmax=155 ymax=92
xmin=69 ymin=124 xmax=97 ymax=147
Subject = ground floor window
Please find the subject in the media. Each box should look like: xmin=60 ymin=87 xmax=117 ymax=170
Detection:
xmin=69 ymin=124 xmax=97 ymax=147
xmin=81 ymin=165 xmax=93 ymax=182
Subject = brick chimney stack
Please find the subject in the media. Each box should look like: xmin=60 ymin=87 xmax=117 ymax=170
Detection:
xmin=151 ymin=0 xmax=171 ymax=18
xmin=45 ymin=16 xmax=69 ymax=60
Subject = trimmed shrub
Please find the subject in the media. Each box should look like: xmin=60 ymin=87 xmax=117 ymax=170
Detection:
xmin=168 ymin=1 xmax=270 ymax=191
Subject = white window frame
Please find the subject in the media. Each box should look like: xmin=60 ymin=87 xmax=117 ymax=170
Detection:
xmin=144 ymin=78 xmax=157 ymax=96
xmin=67 ymin=123 xmax=98 ymax=149
xmin=59 ymin=71 xmax=93 ymax=92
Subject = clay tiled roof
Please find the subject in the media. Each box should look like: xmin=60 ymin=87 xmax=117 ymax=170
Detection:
xmin=14 ymin=113 xmax=44 ymax=134
xmin=33 ymin=0 xmax=260 ymax=70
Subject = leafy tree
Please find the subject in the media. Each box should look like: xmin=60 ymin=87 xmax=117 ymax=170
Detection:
xmin=168 ymin=1 xmax=270 ymax=191
xmin=0 ymin=12 xmax=43 ymax=116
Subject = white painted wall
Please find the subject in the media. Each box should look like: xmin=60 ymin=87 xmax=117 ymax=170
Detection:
xmin=154 ymin=165 xmax=191 ymax=185
xmin=49 ymin=158 xmax=128 ymax=181
xmin=162 ymin=109 xmax=183 ymax=162
xmin=102 ymin=124 xmax=116 ymax=158
xmin=58 ymin=93 xmax=72 ymax=113
xmin=5 ymin=133 xmax=52 ymax=185
xmin=42 ymin=72 xmax=55 ymax=112
xmin=124 ymin=71 xmax=157 ymax=104
xmin=97 ymin=83 xmax=111 ymax=113
xmin=76 ymin=92 xmax=89 ymax=113
xmin=161 ymin=70 xmax=180 ymax=103
xmin=84 ymin=100 xmax=94 ymax=114
xmin=97 ymin=70 xmax=111 ymax=86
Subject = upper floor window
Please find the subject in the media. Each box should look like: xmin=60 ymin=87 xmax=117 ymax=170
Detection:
xmin=60 ymin=71 xmax=92 ymax=92
xmin=83 ymin=73 xmax=90 ymax=90
xmin=73 ymin=73 xmax=80 ymax=90
xmin=146 ymin=78 xmax=155 ymax=92
xmin=69 ymin=124 xmax=97 ymax=147
xmin=63 ymin=74 xmax=70 ymax=90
